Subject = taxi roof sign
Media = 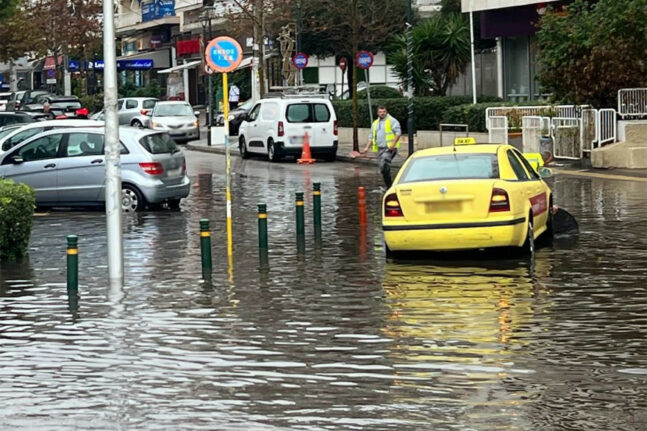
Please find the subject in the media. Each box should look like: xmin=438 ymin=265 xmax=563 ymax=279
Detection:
xmin=454 ymin=137 xmax=477 ymax=146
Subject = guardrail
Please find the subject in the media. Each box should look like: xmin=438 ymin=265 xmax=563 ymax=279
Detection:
xmin=552 ymin=118 xmax=581 ymax=160
xmin=596 ymin=109 xmax=617 ymax=146
xmin=485 ymin=105 xmax=586 ymax=130
xmin=618 ymin=88 xmax=647 ymax=118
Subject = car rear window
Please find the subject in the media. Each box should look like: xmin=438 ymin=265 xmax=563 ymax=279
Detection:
xmin=313 ymin=104 xmax=330 ymax=122
xmin=139 ymin=133 xmax=178 ymax=154
xmin=400 ymin=154 xmax=499 ymax=183
xmin=143 ymin=99 xmax=157 ymax=109
xmin=51 ymin=99 xmax=82 ymax=109
xmin=286 ymin=103 xmax=331 ymax=123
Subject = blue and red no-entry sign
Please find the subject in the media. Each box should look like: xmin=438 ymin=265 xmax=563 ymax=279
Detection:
xmin=356 ymin=50 xmax=374 ymax=69
xmin=205 ymin=36 xmax=243 ymax=73
xmin=292 ymin=52 xmax=309 ymax=69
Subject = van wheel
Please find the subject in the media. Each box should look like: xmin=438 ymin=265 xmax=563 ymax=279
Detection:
xmin=239 ymin=136 xmax=249 ymax=159
xmin=122 ymin=184 xmax=145 ymax=212
xmin=521 ymin=215 xmax=535 ymax=256
xmin=323 ymin=150 xmax=337 ymax=162
xmin=267 ymin=138 xmax=279 ymax=162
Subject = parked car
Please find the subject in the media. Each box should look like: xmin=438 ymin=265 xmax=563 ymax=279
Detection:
xmin=0 ymin=112 xmax=36 ymax=128
xmin=215 ymin=99 xmax=253 ymax=135
xmin=0 ymin=119 xmax=103 ymax=154
xmin=148 ymin=101 xmax=200 ymax=143
xmin=238 ymin=95 xmax=338 ymax=162
xmin=25 ymin=95 xmax=89 ymax=119
xmin=6 ymin=90 xmax=51 ymax=111
xmin=0 ymin=127 xmax=190 ymax=211
xmin=4 ymin=91 xmax=26 ymax=111
xmin=90 ymin=97 xmax=158 ymax=127
xmin=0 ymin=92 xmax=11 ymax=111
xmin=382 ymin=143 xmax=553 ymax=257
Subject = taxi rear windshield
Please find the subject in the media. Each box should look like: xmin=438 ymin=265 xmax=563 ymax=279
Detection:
xmin=400 ymin=153 xmax=499 ymax=183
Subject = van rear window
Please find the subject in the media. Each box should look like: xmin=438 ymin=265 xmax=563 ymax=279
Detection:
xmin=286 ymin=103 xmax=331 ymax=123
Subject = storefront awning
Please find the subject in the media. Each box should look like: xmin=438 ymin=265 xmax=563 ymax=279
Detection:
xmin=157 ymin=60 xmax=202 ymax=74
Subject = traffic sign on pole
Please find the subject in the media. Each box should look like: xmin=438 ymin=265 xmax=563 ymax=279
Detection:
xmin=204 ymin=64 xmax=213 ymax=75
xmin=292 ymin=52 xmax=309 ymax=70
xmin=356 ymin=50 xmax=374 ymax=70
xmin=205 ymin=36 xmax=243 ymax=73
xmin=339 ymin=58 xmax=347 ymax=71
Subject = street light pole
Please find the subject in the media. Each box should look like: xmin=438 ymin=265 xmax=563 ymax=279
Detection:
xmin=406 ymin=0 xmax=414 ymax=157
xmin=297 ymin=0 xmax=303 ymax=85
xmin=202 ymin=9 xmax=214 ymax=146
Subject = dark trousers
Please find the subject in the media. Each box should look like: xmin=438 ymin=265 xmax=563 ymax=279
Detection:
xmin=377 ymin=147 xmax=397 ymax=187
xmin=229 ymin=101 xmax=239 ymax=110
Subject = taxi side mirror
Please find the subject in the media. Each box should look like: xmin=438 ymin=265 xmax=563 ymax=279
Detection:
xmin=539 ymin=167 xmax=552 ymax=178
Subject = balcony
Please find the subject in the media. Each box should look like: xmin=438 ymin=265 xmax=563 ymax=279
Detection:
xmin=116 ymin=11 xmax=142 ymax=30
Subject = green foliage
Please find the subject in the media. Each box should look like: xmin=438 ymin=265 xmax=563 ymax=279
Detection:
xmin=439 ymin=0 xmax=462 ymax=15
xmin=79 ymin=93 xmax=104 ymax=114
xmin=387 ymin=13 xmax=471 ymax=96
xmin=441 ymin=101 xmax=552 ymax=133
xmin=537 ymin=0 xmax=647 ymax=107
xmin=0 ymin=0 xmax=18 ymax=20
xmin=333 ymin=95 xmax=500 ymax=131
xmin=0 ymin=179 xmax=35 ymax=261
xmin=119 ymin=80 xmax=163 ymax=99
xmin=357 ymin=86 xmax=403 ymax=99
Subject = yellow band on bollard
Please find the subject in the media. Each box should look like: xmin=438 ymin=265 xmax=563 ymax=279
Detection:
xmin=313 ymin=191 xmax=321 ymax=196
xmin=258 ymin=214 xmax=267 ymax=219
xmin=200 ymin=232 xmax=211 ymax=237
xmin=296 ymin=201 xmax=304 ymax=206
xmin=67 ymin=249 xmax=78 ymax=255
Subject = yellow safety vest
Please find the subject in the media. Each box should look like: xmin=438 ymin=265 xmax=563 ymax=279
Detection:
xmin=371 ymin=117 xmax=399 ymax=152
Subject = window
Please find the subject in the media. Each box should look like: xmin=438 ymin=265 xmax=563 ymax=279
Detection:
xmin=139 ymin=133 xmax=178 ymax=154
xmin=313 ymin=104 xmax=331 ymax=122
xmin=400 ymin=154 xmax=499 ymax=183
xmin=12 ymin=134 xmax=63 ymax=162
xmin=514 ymin=150 xmax=540 ymax=179
xmin=126 ymin=99 xmax=138 ymax=109
xmin=3 ymin=128 xmax=44 ymax=151
xmin=143 ymin=99 xmax=157 ymax=109
xmin=65 ymin=133 xmax=104 ymax=157
xmin=153 ymin=103 xmax=194 ymax=116
xmin=248 ymin=104 xmax=261 ymax=122
xmin=260 ymin=102 xmax=279 ymax=120
xmin=118 ymin=100 xmax=125 ymax=110
xmin=286 ymin=104 xmax=310 ymax=123
xmin=507 ymin=150 xmax=530 ymax=180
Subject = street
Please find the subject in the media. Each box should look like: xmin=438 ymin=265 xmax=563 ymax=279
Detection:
xmin=0 ymin=149 xmax=646 ymax=430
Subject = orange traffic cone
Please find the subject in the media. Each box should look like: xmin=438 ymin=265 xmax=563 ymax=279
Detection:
xmin=297 ymin=132 xmax=316 ymax=164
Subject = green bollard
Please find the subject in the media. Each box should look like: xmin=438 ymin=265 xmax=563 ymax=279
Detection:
xmin=258 ymin=204 xmax=268 ymax=250
xmin=296 ymin=192 xmax=305 ymax=237
xmin=200 ymin=219 xmax=212 ymax=278
xmin=313 ymin=183 xmax=322 ymax=241
xmin=66 ymin=235 xmax=78 ymax=294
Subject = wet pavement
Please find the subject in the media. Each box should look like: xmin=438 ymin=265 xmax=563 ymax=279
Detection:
xmin=1 ymin=150 xmax=646 ymax=430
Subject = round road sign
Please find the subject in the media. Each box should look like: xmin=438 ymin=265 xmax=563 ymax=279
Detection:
xmin=292 ymin=52 xmax=309 ymax=69
xmin=356 ymin=50 xmax=374 ymax=70
xmin=339 ymin=57 xmax=347 ymax=71
xmin=205 ymin=36 xmax=243 ymax=73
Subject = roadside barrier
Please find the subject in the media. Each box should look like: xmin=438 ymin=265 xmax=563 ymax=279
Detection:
xmin=200 ymin=219 xmax=212 ymax=279
xmin=296 ymin=192 xmax=306 ymax=253
xmin=313 ymin=183 xmax=322 ymax=242
xmin=358 ymin=187 xmax=367 ymax=226
xmin=67 ymin=235 xmax=78 ymax=293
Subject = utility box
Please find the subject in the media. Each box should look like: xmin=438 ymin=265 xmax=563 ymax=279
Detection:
xmin=210 ymin=126 xmax=227 ymax=146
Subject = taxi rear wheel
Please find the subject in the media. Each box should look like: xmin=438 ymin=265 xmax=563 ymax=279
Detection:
xmin=521 ymin=215 xmax=535 ymax=256
xmin=546 ymin=198 xmax=554 ymax=236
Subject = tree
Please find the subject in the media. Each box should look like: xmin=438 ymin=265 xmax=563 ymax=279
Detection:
xmin=387 ymin=13 xmax=471 ymax=96
xmin=537 ymin=0 xmax=647 ymax=108
xmin=0 ymin=0 xmax=18 ymax=20
xmin=0 ymin=0 xmax=39 ymax=90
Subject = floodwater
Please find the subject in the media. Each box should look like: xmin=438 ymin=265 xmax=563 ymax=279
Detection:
xmin=0 ymin=151 xmax=645 ymax=430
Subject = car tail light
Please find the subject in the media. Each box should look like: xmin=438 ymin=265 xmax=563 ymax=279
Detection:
xmin=182 ymin=160 xmax=186 ymax=173
xmin=384 ymin=193 xmax=404 ymax=217
xmin=76 ymin=108 xmax=89 ymax=117
xmin=334 ymin=120 xmax=338 ymax=136
xmin=55 ymin=115 xmax=68 ymax=119
xmin=139 ymin=162 xmax=164 ymax=175
xmin=278 ymin=121 xmax=284 ymax=137
xmin=489 ymin=188 xmax=510 ymax=212
xmin=140 ymin=109 xmax=148 ymax=115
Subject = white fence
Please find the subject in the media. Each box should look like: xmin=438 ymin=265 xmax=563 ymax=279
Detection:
xmin=618 ymin=88 xmax=647 ymax=118
xmin=552 ymin=118 xmax=581 ymax=159
xmin=485 ymin=105 xmax=586 ymax=129
xmin=521 ymin=116 xmax=547 ymax=153
xmin=488 ymin=116 xmax=508 ymax=145
xmin=596 ymin=109 xmax=617 ymax=146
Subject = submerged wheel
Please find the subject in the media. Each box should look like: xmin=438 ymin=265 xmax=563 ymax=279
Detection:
xmin=521 ymin=216 xmax=535 ymax=256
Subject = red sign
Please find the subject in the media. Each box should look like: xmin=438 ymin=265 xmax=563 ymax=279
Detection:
xmin=339 ymin=58 xmax=347 ymax=71
xmin=176 ymin=38 xmax=201 ymax=56
xmin=292 ymin=52 xmax=309 ymax=69
xmin=355 ymin=51 xmax=374 ymax=70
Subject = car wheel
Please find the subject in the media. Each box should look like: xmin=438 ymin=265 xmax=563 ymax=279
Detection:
xmin=122 ymin=184 xmax=145 ymax=212
xmin=546 ymin=198 xmax=554 ymax=236
xmin=267 ymin=138 xmax=279 ymax=162
xmin=167 ymin=198 xmax=181 ymax=210
xmin=521 ymin=215 xmax=535 ymax=256
xmin=131 ymin=120 xmax=143 ymax=128
xmin=323 ymin=150 xmax=337 ymax=162
xmin=385 ymin=242 xmax=397 ymax=260
xmin=239 ymin=136 xmax=250 ymax=159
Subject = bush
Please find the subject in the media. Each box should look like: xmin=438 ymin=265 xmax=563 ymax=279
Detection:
xmin=357 ymin=86 xmax=403 ymax=99
xmin=442 ymin=101 xmax=552 ymax=133
xmin=80 ymin=93 xmax=104 ymax=115
xmin=332 ymin=95 xmax=500 ymax=132
xmin=0 ymin=179 xmax=35 ymax=261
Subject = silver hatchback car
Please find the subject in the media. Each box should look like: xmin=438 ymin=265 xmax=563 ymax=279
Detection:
xmin=0 ymin=127 xmax=190 ymax=211
xmin=148 ymin=101 xmax=200 ymax=143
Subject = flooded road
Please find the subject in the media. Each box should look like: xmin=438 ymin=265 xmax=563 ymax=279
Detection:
xmin=1 ymin=150 xmax=646 ymax=430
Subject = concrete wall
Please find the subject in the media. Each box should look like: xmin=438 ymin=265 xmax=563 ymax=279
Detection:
xmin=338 ymin=127 xmax=489 ymax=149
xmin=592 ymin=122 xmax=647 ymax=169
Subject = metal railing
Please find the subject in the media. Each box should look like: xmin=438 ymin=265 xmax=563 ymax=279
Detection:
xmin=485 ymin=105 xmax=584 ymax=130
xmin=618 ymin=88 xmax=647 ymax=118
xmin=552 ymin=118 xmax=581 ymax=159
xmin=439 ymin=123 xmax=469 ymax=147
xmin=596 ymin=109 xmax=617 ymax=146
xmin=488 ymin=116 xmax=508 ymax=145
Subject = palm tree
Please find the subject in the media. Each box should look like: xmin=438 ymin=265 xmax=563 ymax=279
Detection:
xmin=388 ymin=13 xmax=470 ymax=96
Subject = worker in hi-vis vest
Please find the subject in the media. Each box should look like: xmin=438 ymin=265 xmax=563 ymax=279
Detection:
xmin=363 ymin=105 xmax=402 ymax=187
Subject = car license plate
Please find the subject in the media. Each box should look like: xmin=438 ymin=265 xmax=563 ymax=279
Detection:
xmin=167 ymin=166 xmax=182 ymax=176
xmin=427 ymin=201 xmax=461 ymax=213
xmin=289 ymin=136 xmax=304 ymax=145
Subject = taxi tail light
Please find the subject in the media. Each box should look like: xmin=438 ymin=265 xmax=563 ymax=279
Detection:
xmin=384 ymin=193 xmax=404 ymax=217
xmin=489 ymin=188 xmax=510 ymax=212
xmin=334 ymin=120 xmax=338 ymax=136
xmin=139 ymin=162 xmax=164 ymax=175
xmin=278 ymin=121 xmax=284 ymax=137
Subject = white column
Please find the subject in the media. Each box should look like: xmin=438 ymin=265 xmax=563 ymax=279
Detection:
xmin=497 ymin=37 xmax=504 ymax=99
xmin=469 ymin=11 xmax=477 ymax=104
xmin=183 ymin=59 xmax=190 ymax=102
xmin=64 ymin=69 xmax=72 ymax=96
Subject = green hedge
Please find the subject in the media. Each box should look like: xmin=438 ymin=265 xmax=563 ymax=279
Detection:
xmin=357 ymin=86 xmax=403 ymax=99
xmin=332 ymin=95 xmax=501 ymax=132
xmin=0 ymin=179 xmax=35 ymax=260
xmin=442 ymin=101 xmax=552 ymax=133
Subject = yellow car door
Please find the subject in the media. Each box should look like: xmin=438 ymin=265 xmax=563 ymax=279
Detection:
xmin=509 ymin=149 xmax=550 ymax=233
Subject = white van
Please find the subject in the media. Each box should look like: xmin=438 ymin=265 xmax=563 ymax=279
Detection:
xmin=238 ymin=95 xmax=338 ymax=162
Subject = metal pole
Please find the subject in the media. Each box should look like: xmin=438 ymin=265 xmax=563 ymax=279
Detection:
xmin=208 ymin=74 xmax=212 ymax=145
xmin=365 ymin=68 xmax=373 ymax=125
xmin=258 ymin=204 xmax=268 ymax=250
xmin=66 ymin=235 xmax=78 ymax=293
xmin=313 ymin=183 xmax=322 ymax=241
xmin=200 ymin=219 xmax=212 ymax=278
xmin=297 ymin=0 xmax=303 ymax=86
xmin=406 ymin=0 xmax=415 ymax=157
xmin=223 ymin=72 xmax=233 ymax=257
xmin=470 ymin=10 xmax=477 ymax=105
xmin=103 ymin=0 xmax=123 ymax=285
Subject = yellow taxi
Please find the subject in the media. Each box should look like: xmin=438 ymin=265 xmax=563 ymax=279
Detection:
xmin=382 ymin=140 xmax=553 ymax=256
